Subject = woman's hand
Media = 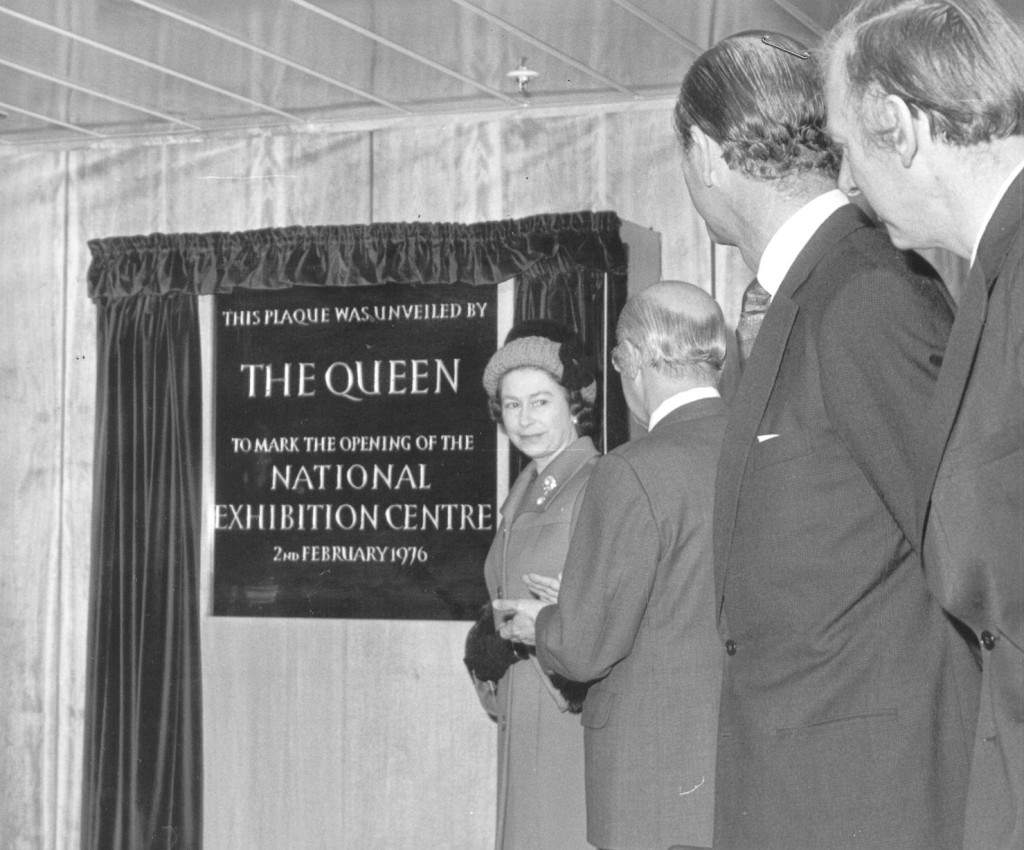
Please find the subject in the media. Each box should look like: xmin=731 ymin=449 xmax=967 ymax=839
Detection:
xmin=524 ymin=572 xmax=561 ymax=605
xmin=492 ymin=598 xmax=547 ymax=645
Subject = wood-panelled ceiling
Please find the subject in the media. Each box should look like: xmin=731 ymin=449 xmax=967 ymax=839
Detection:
xmin=0 ymin=0 xmax=851 ymax=149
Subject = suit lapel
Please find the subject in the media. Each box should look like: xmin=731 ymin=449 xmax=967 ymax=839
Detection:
xmin=714 ymin=295 xmax=798 ymax=614
xmin=917 ymin=171 xmax=1024 ymax=539
xmin=714 ymin=205 xmax=870 ymax=620
xmin=915 ymin=264 xmax=987 ymax=541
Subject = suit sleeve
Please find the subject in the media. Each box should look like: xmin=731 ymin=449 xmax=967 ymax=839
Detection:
xmin=819 ymin=254 xmax=952 ymax=545
xmin=534 ymin=453 xmax=659 ymax=683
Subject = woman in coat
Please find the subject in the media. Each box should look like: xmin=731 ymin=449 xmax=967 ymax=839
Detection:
xmin=468 ymin=319 xmax=598 ymax=850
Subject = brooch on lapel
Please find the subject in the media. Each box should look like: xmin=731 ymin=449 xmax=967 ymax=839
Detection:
xmin=536 ymin=475 xmax=557 ymax=506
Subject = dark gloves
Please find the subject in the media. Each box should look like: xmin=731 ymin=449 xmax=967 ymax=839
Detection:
xmin=464 ymin=603 xmax=519 ymax=683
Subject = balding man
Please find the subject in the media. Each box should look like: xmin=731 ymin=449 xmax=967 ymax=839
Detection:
xmin=824 ymin=3 xmax=1024 ymax=847
xmin=495 ymin=281 xmax=727 ymax=850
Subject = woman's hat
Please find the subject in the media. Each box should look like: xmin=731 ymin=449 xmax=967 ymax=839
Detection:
xmin=482 ymin=319 xmax=596 ymax=403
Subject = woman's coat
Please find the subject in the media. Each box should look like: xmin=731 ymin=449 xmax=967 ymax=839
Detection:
xmin=483 ymin=436 xmax=598 ymax=850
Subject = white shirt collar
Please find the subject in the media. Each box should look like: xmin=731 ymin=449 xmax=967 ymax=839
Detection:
xmin=970 ymin=158 xmax=1024 ymax=267
xmin=648 ymin=386 xmax=720 ymax=431
xmin=756 ymin=190 xmax=849 ymax=297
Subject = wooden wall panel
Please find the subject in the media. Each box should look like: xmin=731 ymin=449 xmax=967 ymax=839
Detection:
xmin=372 ymin=121 xmax=503 ymax=224
xmin=2 ymin=101 xmax=755 ymax=850
xmin=502 ymin=113 xmax=604 ymax=219
xmin=0 ymin=149 xmax=82 ymax=850
xmin=200 ymin=620 xmax=495 ymax=850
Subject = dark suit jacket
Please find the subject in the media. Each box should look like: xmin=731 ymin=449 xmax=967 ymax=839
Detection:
xmin=918 ymin=169 xmax=1024 ymax=850
xmin=536 ymin=398 xmax=726 ymax=850
xmin=713 ymin=204 xmax=980 ymax=850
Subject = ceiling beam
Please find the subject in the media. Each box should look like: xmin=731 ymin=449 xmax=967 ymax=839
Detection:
xmin=0 ymin=5 xmax=301 ymax=122
xmin=125 ymin=0 xmax=410 ymax=114
xmin=609 ymin=0 xmax=704 ymax=58
xmin=285 ymin=0 xmax=521 ymax=106
xmin=0 ymin=56 xmax=203 ymax=130
xmin=0 ymin=89 xmax=681 ymax=151
xmin=451 ymin=0 xmax=637 ymax=97
xmin=0 ymin=98 xmax=106 ymax=137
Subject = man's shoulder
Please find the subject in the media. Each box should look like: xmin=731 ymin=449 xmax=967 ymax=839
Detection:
xmin=606 ymin=408 xmax=725 ymax=472
xmin=804 ymin=224 xmax=952 ymax=328
xmin=820 ymin=219 xmax=939 ymax=286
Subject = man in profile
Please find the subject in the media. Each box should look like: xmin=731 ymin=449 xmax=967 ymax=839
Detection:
xmin=674 ymin=30 xmax=979 ymax=849
xmin=495 ymin=280 xmax=726 ymax=850
xmin=824 ymin=2 xmax=1024 ymax=847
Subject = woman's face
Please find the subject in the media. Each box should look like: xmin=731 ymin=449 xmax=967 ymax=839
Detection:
xmin=498 ymin=367 xmax=577 ymax=471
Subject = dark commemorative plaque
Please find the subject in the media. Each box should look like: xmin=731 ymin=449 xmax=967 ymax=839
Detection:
xmin=212 ymin=283 xmax=497 ymax=620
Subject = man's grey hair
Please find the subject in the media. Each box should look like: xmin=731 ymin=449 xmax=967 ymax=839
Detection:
xmin=823 ymin=0 xmax=1024 ymax=147
xmin=617 ymin=284 xmax=727 ymax=383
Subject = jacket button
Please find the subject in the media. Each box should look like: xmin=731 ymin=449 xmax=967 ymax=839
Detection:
xmin=725 ymin=639 xmax=737 ymax=656
xmin=980 ymin=630 xmax=996 ymax=650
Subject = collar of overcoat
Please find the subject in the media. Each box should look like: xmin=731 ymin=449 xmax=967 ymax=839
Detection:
xmin=712 ymin=204 xmax=873 ymax=623
xmin=499 ymin=435 xmax=598 ymax=524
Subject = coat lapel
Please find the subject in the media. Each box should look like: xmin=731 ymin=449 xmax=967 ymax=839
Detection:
xmin=714 ymin=295 xmax=798 ymax=615
xmin=915 ymin=262 xmax=988 ymax=541
xmin=714 ymin=204 xmax=870 ymax=620
xmin=503 ymin=437 xmax=598 ymax=523
xmin=498 ymin=460 xmax=536 ymax=526
xmin=916 ymin=170 xmax=1024 ymax=540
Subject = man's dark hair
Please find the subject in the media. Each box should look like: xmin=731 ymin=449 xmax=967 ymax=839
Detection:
xmin=674 ymin=31 xmax=839 ymax=181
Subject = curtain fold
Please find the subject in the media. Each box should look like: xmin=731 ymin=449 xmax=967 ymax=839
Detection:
xmin=83 ymin=293 xmax=202 ymax=850
xmin=83 ymin=210 xmax=626 ymax=850
xmin=515 ymin=265 xmax=630 ymax=455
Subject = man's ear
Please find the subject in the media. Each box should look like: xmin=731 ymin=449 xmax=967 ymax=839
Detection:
xmin=689 ymin=126 xmax=721 ymax=188
xmin=881 ymin=95 xmax=921 ymax=169
xmin=618 ymin=340 xmax=641 ymax=380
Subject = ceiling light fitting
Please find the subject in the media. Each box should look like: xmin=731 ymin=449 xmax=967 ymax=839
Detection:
xmin=506 ymin=57 xmax=538 ymax=96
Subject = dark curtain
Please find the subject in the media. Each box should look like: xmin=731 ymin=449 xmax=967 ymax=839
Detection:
xmin=87 ymin=212 xmax=626 ymax=299
xmin=83 ymin=293 xmax=203 ymax=850
xmin=515 ymin=264 xmax=630 ymax=457
xmin=83 ymin=211 xmax=627 ymax=850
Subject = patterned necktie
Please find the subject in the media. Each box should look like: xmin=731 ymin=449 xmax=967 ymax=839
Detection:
xmin=736 ymin=277 xmax=771 ymax=365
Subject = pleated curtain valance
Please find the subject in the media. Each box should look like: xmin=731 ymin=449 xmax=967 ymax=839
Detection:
xmin=87 ymin=210 xmax=627 ymax=301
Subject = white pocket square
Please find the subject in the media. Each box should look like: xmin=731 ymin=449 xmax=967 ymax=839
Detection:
xmin=757 ymin=434 xmax=779 ymax=443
